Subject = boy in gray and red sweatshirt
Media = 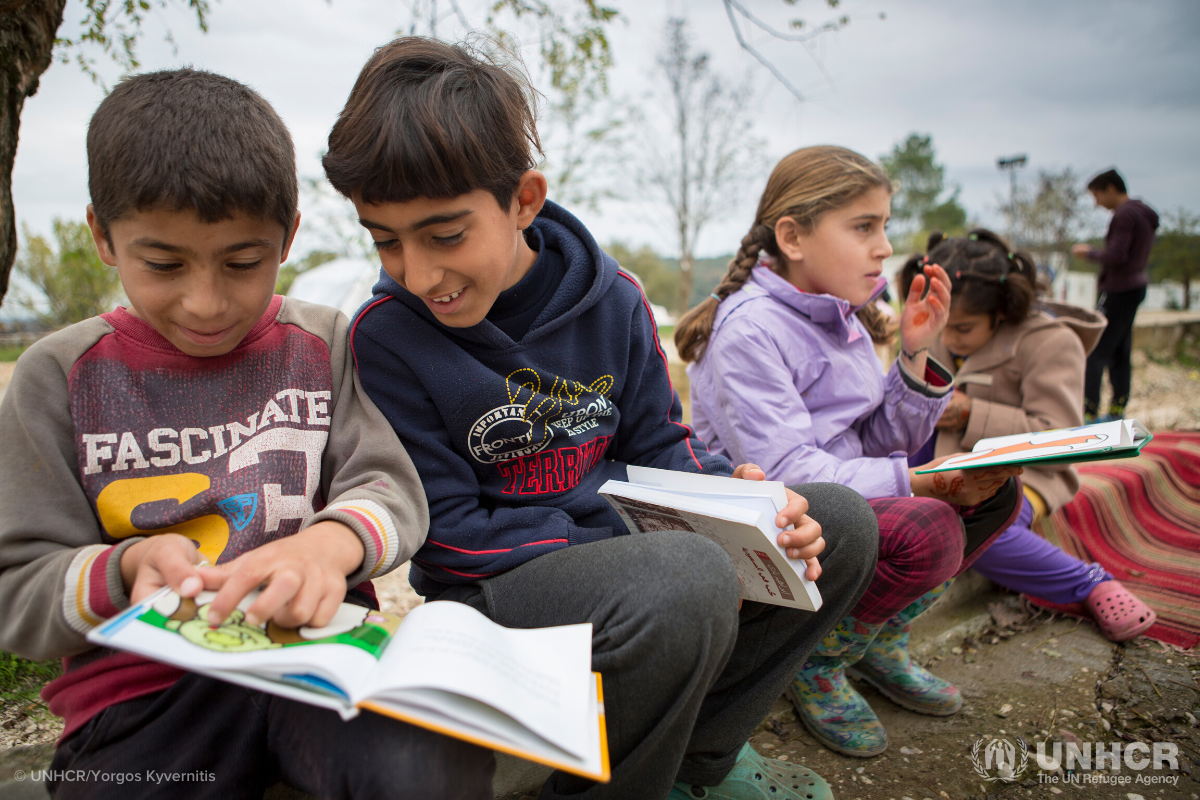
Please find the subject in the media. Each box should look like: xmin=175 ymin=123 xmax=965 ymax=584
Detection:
xmin=0 ymin=69 xmax=492 ymax=800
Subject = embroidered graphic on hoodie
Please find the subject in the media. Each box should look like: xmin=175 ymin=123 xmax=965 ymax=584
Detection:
xmin=469 ymin=367 xmax=616 ymax=496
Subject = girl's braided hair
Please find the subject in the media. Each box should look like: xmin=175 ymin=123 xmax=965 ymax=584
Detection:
xmin=674 ymin=146 xmax=895 ymax=363
xmin=898 ymin=229 xmax=1044 ymax=325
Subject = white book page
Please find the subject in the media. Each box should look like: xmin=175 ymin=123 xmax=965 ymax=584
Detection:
xmin=368 ymin=601 xmax=593 ymax=759
xmin=924 ymin=420 xmax=1130 ymax=472
xmin=598 ymin=482 xmax=821 ymax=611
xmin=970 ymin=420 xmax=1128 ymax=453
xmin=625 ymin=466 xmax=788 ymax=513
xmin=364 ymin=672 xmax=604 ymax=777
xmin=1126 ymin=419 xmax=1150 ymax=444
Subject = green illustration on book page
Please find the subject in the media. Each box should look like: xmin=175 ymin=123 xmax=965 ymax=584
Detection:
xmin=136 ymin=591 xmax=402 ymax=658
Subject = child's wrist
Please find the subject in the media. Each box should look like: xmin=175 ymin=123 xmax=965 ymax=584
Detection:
xmin=118 ymin=538 xmax=150 ymax=593
xmin=300 ymin=520 xmax=366 ymax=577
xmin=907 ymin=468 xmax=928 ymax=497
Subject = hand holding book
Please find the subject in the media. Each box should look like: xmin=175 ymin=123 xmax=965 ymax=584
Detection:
xmin=908 ymin=458 xmax=1022 ymax=506
xmin=731 ymin=462 xmax=824 ymax=579
xmin=915 ymin=419 xmax=1152 ymax=474
xmin=598 ymin=467 xmax=824 ymax=612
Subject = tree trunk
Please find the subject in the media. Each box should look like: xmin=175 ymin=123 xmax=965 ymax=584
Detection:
xmin=0 ymin=0 xmax=66 ymax=307
xmin=678 ymin=248 xmax=693 ymax=318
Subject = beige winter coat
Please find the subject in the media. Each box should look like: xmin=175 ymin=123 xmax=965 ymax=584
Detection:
xmin=932 ymin=302 xmax=1107 ymax=514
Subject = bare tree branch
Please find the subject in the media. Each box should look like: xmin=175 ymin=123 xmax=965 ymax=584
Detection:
xmin=722 ymin=0 xmax=805 ymax=103
xmin=637 ymin=17 xmax=767 ymax=316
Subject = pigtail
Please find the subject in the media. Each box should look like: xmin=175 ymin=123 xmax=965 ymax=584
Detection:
xmin=854 ymin=302 xmax=896 ymax=345
xmin=675 ymin=224 xmax=773 ymax=363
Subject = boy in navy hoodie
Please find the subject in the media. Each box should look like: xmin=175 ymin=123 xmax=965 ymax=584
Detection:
xmin=328 ymin=37 xmax=879 ymax=800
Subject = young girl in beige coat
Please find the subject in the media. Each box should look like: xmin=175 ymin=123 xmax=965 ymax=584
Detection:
xmin=900 ymin=229 xmax=1157 ymax=642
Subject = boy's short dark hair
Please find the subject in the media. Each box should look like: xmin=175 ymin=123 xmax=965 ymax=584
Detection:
xmin=1087 ymin=169 xmax=1126 ymax=194
xmin=323 ymin=37 xmax=541 ymax=208
xmin=87 ymin=68 xmax=297 ymax=236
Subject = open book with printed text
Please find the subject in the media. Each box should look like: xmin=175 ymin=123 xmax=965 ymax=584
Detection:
xmin=597 ymin=466 xmax=822 ymax=612
xmin=88 ymin=589 xmax=609 ymax=782
xmin=916 ymin=418 xmax=1152 ymax=474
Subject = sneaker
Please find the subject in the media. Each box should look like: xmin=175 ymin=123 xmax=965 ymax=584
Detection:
xmin=669 ymin=743 xmax=832 ymax=800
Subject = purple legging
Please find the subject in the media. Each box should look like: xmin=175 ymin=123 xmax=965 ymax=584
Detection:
xmin=969 ymin=497 xmax=1112 ymax=604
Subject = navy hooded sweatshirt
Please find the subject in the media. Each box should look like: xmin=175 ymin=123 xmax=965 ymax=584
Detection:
xmin=351 ymin=200 xmax=732 ymax=598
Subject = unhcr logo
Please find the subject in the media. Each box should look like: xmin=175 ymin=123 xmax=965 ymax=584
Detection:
xmin=1032 ymin=740 xmax=1181 ymax=788
xmin=971 ymin=737 xmax=1028 ymax=782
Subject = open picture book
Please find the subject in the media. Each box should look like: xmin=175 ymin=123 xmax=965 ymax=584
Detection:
xmin=597 ymin=466 xmax=822 ymax=612
xmin=88 ymin=589 xmax=609 ymax=782
xmin=916 ymin=418 xmax=1153 ymax=474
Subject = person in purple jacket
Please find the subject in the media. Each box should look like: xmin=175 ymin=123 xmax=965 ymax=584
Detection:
xmin=677 ymin=146 xmax=1023 ymax=759
xmin=1071 ymin=169 xmax=1159 ymax=421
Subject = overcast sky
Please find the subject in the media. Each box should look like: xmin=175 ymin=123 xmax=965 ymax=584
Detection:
xmin=11 ymin=0 xmax=1200 ymax=261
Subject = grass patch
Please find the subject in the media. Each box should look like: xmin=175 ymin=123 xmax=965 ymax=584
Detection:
xmin=0 ymin=344 xmax=28 ymax=362
xmin=1 ymin=651 xmax=60 ymax=709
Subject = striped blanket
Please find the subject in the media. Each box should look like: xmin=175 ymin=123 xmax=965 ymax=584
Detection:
xmin=1033 ymin=431 xmax=1200 ymax=649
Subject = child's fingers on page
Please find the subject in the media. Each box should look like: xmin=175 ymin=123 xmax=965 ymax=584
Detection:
xmin=308 ymin=591 xmax=345 ymax=630
xmin=243 ymin=568 xmax=304 ymax=628
xmin=195 ymin=565 xmax=234 ymax=591
xmin=153 ymin=541 xmax=206 ymax=597
xmin=780 ymin=515 xmax=821 ymax=546
xmin=732 ymin=463 xmax=765 ymax=481
xmin=205 ymin=561 xmax=276 ymax=626
xmin=778 ymin=490 xmax=810 ymax=528
xmin=786 ymin=537 xmax=824 ymax=561
xmin=805 ymin=558 xmax=822 ymax=582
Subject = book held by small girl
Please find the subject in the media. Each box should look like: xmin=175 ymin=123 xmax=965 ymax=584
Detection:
xmin=916 ymin=419 xmax=1151 ymax=473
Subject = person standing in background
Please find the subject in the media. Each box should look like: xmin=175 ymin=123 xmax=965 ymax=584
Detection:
xmin=1072 ymin=169 xmax=1159 ymax=421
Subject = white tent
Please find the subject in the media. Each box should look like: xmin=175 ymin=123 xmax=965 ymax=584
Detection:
xmin=287 ymin=258 xmax=380 ymax=319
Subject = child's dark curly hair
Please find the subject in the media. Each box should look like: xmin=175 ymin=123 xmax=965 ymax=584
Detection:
xmin=898 ymin=229 xmax=1043 ymax=325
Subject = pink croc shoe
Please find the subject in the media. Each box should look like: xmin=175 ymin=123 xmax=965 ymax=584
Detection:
xmin=1085 ymin=581 xmax=1157 ymax=642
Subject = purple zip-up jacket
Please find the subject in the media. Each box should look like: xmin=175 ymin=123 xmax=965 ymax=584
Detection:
xmin=688 ymin=266 xmax=954 ymax=499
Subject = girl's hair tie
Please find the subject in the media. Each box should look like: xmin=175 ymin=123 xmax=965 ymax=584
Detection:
xmin=999 ymin=275 xmax=1006 ymax=284
xmin=968 ymin=233 xmax=978 ymax=241
xmin=710 ymin=292 xmax=721 ymax=303
xmin=1007 ymin=251 xmax=1015 ymax=261
xmin=955 ymin=270 xmax=962 ymax=279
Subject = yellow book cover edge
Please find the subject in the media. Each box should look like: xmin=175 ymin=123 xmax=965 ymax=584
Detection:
xmin=358 ymin=672 xmax=611 ymax=783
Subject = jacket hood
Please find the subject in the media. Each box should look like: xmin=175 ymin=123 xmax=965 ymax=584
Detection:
xmin=1127 ymin=199 xmax=1160 ymax=232
xmin=1038 ymin=301 xmax=1107 ymax=355
xmin=371 ymin=199 xmax=616 ymax=348
xmin=937 ymin=301 xmax=1107 ymax=374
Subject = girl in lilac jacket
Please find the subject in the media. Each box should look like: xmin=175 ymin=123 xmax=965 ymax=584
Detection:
xmin=677 ymin=146 xmax=1023 ymax=759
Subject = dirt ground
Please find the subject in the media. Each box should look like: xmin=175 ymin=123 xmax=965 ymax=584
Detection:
xmin=495 ymin=603 xmax=1200 ymax=800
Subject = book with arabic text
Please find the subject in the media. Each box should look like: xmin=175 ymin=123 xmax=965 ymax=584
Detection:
xmin=597 ymin=466 xmax=822 ymax=612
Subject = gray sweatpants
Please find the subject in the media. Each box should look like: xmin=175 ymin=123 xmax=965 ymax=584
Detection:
xmin=438 ymin=482 xmax=878 ymax=799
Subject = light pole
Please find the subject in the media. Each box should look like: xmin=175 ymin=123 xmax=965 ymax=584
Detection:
xmin=997 ymin=154 xmax=1027 ymax=239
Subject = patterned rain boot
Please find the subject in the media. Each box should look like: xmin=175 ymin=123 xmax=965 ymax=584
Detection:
xmin=847 ymin=580 xmax=963 ymax=716
xmin=785 ymin=615 xmax=887 ymax=757
xmin=669 ymin=743 xmax=833 ymax=800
